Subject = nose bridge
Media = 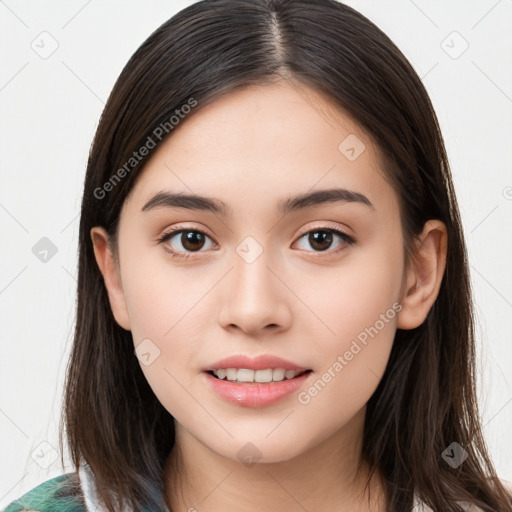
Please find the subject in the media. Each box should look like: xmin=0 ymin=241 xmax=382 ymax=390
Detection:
xmin=217 ymin=234 xmax=291 ymax=332
xmin=235 ymin=240 xmax=273 ymax=296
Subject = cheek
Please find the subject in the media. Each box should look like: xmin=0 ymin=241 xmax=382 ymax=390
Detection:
xmin=121 ymin=261 xmax=207 ymax=419
xmin=120 ymin=242 xmax=205 ymax=342
xmin=118 ymin=241 xmax=209 ymax=389
xmin=298 ymin=237 xmax=403 ymax=346
xmin=293 ymin=237 xmax=403 ymax=405
xmin=293 ymin=285 xmax=399 ymax=447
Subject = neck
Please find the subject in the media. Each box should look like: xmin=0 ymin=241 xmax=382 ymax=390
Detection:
xmin=164 ymin=407 xmax=387 ymax=512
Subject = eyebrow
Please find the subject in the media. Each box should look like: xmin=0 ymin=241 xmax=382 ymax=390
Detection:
xmin=141 ymin=187 xmax=374 ymax=216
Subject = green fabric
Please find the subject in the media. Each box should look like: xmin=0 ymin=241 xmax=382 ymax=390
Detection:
xmin=1 ymin=473 xmax=85 ymax=512
xmin=1 ymin=471 xmax=170 ymax=512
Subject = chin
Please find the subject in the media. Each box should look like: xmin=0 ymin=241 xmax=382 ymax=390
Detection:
xmin=201 ymin=432 xmax=312 ymax=466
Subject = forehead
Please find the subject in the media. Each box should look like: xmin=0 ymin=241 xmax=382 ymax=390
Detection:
xmin=122 ymin=80 xmax=398 ymax=219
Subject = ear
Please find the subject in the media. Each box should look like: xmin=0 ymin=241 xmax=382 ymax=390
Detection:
xmin=90 ymin=226 xmax=131 ymax=330
xmin=396 ymin=219 xmax=447 ymax=330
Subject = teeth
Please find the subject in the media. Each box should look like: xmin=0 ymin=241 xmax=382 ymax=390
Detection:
xmin=272 ymin=368 xmax=285 ymax=381
xmin=211 ymin=368 xmax=304 ymax=383
xmin=255 ymin=369 xmax=272 ymax=383
xmin=237 ymin=369 xmax=254 ymax=382
xmin=284 ymin=370 xmax=297 ymax=379
xmin=226 ymin=368 xmax=238 ymax=381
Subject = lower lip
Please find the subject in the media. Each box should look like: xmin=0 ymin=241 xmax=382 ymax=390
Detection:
xmin=203 ymin=371 xmax=311 ymax=408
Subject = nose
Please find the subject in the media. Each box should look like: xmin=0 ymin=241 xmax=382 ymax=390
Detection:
xmin=217 ymin=246 xmax=292 ymax=337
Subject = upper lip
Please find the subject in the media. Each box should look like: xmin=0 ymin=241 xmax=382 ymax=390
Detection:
xmin=203 ymin=355 xmax=310 ymax=372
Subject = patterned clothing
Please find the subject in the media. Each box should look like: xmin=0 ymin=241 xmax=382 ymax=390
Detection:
xmin=1 ymin=463 xmax=491 ymax=512
xmin=1 ymin=464 xmax=168 ymax=512
xmin=2 ymin=471 xmax=85 ymax=512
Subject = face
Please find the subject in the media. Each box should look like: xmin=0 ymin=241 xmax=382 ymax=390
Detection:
xmin=93 ymin=80 xmax=429 ymax=464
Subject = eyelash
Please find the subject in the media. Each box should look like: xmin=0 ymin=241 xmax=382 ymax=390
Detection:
xmin=156 ymin=225 xmax=355 ymax=260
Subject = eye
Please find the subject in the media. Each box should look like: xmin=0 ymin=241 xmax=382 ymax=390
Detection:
xmin=293 ymin=227 xmax=355 ymax=255
xmin=157 ymin=225 xmax=355 ymax=260
xmin=157 ymin=226 xmax=216 ymax=260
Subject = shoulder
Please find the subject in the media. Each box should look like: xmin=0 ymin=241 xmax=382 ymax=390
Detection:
xmin=413 ymin=479 xmax=512 ymax=511
xmin=1 ymin=472 xmax=86 ymax=512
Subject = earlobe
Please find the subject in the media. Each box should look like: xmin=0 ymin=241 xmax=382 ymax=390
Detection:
xmin=396 ymin=220 xmax=447 ymax=330
xmin=90 ymin=227 xmax=131 ymax=331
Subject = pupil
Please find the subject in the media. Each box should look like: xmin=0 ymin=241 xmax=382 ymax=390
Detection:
xmin=179 ymin=230 xmax=334 ymax=253
xmin=182 ymin=231 xmax=205 ymax=251
xmin=310 ymin=231 xmax=332 ymax=251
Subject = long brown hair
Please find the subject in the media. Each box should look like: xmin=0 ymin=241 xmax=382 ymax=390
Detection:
xmin=59 ymin=1 xmax=512 ymax=510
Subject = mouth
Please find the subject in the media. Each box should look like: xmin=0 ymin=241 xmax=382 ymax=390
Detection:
xmin=202 ymin=354 xmax=313 ymax=407
xmin=206 ymin=368 xmax=312 ymax=384
xmin=203 ymin=367 xmax=313 ymax=408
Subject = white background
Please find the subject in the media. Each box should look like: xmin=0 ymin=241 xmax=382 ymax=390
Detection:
xmin=0 ymin=0 xmax=511 ymax=507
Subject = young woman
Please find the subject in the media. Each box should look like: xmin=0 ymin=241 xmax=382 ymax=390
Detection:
xmin=3 ymin=0 xmax=511 ymax=511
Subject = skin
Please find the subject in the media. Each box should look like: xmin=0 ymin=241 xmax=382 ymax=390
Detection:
xmin=91 ymin=79 xmax=447 ymax=512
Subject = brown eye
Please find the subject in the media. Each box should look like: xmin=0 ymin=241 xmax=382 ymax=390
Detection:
xmin=180 ymin=231 xmax=207 ymax=251
xmin=308 ymin=230 xmax=333 ymax=251
xmin=294 ymin=228 xmax=355 ymax=254
xmin=157 ymin=227 xmax=216 ymax=259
